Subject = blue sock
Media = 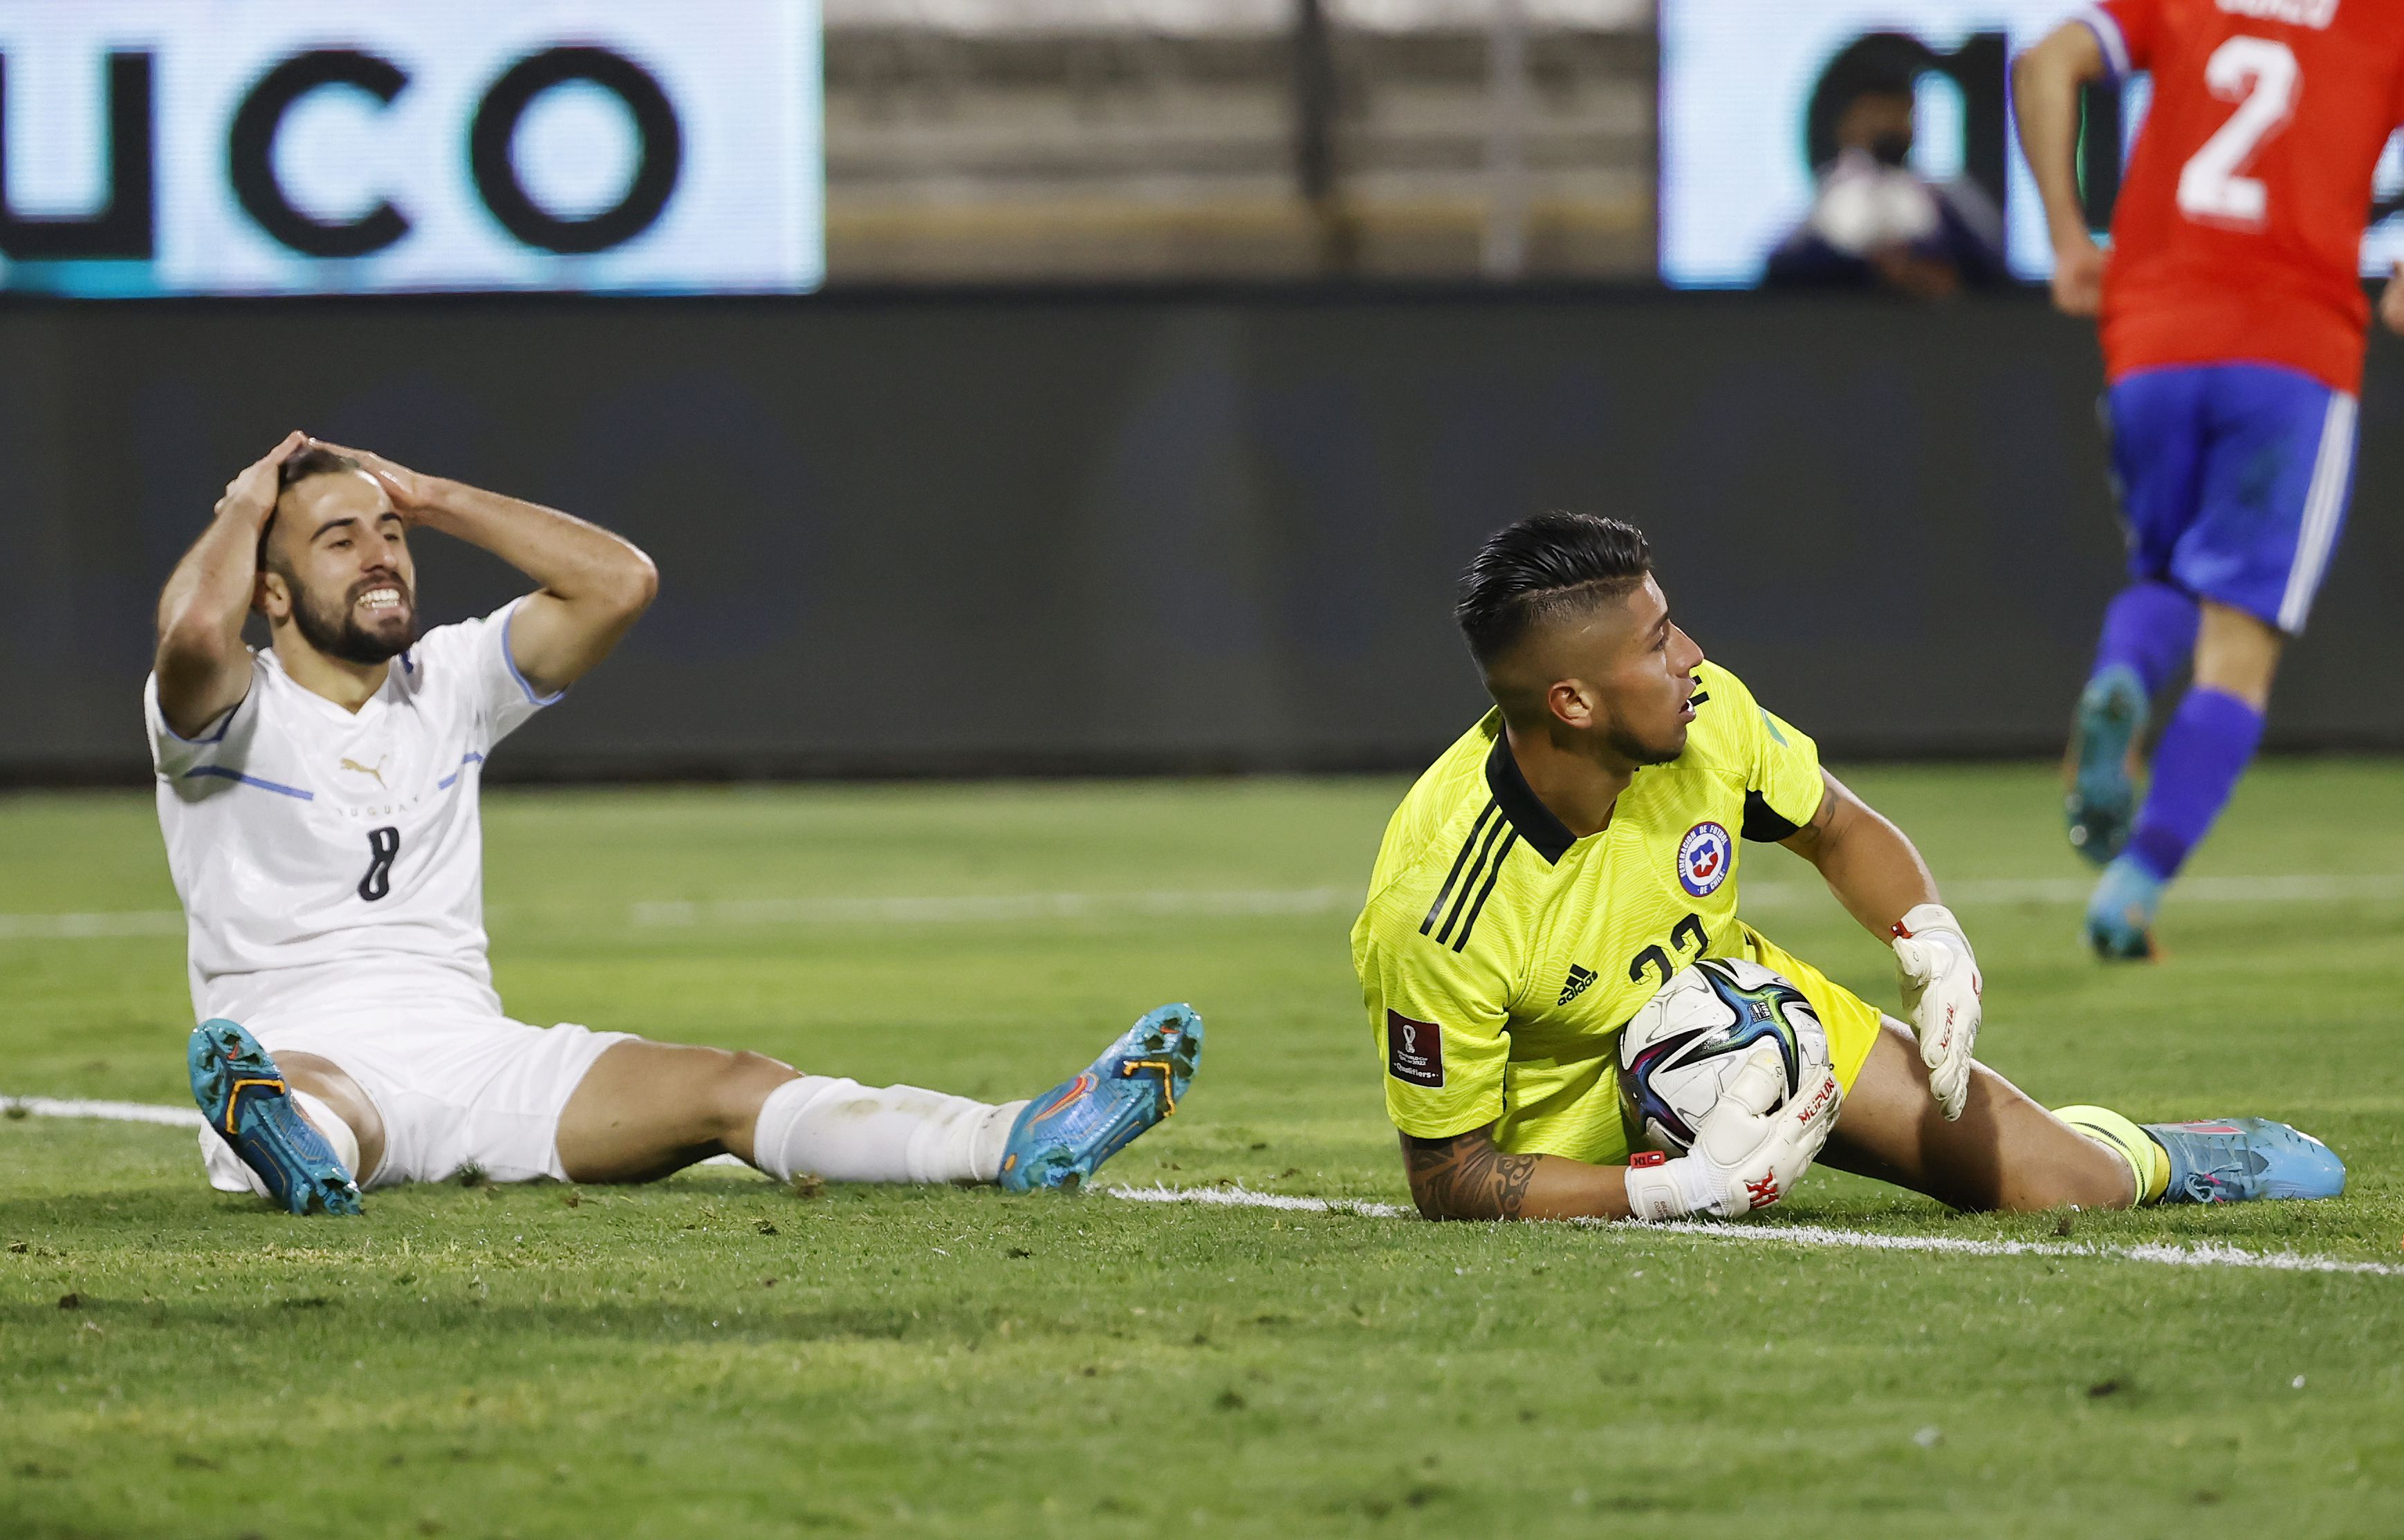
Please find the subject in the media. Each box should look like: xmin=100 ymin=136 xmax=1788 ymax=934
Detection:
xmin=2126 ymin=687 xmax=2265 ymax=880
xmin=2093 ymin=580 xmax=2199 ymax=698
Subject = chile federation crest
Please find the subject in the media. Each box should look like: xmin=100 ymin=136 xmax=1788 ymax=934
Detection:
xmin=1676 ymin=821 xmax=1733 ymax=898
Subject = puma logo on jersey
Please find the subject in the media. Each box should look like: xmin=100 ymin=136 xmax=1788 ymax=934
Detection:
xmin=338 ymin=755 xmax=388 ymax=789
xmin=1557 ymin=965 xmax=1598 ymax=1005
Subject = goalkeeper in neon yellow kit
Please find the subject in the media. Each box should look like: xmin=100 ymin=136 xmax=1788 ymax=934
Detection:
xmin=1353 ymin=512 xmax=2345 ymax=1222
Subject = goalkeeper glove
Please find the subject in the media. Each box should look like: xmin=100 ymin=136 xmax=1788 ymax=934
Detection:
xmin=1622 ymin=1045 xmax=1843 ymax=1221
xmin=1892 ymin=901 xmax=1981 ymax=1122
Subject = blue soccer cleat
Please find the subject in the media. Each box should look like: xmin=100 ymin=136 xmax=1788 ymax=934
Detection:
xmin=2084 ymin=854 xmax=2163 ymax=961
xmin=188 ymin=1019 xmax=362 ymax=1216
xmin=2143 ymin=1117 xmax=2346 ymax=1203
xmin=999 ymin=1003 xmax=1203 ymax=1193
xmin=2066 ymin=664 xmax=2147 ymax=867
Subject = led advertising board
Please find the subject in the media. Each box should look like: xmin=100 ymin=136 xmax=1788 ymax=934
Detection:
xmin=0 ymin=0 xmax=822 ymax=295
xmin=1660 ymin=0 xmax=2404 ymax=287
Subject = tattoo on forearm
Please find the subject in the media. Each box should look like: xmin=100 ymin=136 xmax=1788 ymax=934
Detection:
xmin=1403 ymin=1133 xmax=1539 ymax=1221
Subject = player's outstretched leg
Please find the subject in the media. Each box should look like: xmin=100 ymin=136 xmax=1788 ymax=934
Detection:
xmin=559 ymin=1004 xmax=1203 ymax=1192
xmin=2059 ymin=1106 xmax=2344 ymax=1204
xmin=1820 ymin=1023 xmax=2135 ymax=1212
xmin=187 ymin=1020 xmax=362 ymax=1216
xmin=1820 ymin=1024 xmax=2342 ymax=1212
xmin=999 ymin=1003 xmax=1203 ymax=1193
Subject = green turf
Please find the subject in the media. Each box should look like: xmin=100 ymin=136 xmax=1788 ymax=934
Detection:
xmin=4 ymin=763 xmax=2402 ymax=1539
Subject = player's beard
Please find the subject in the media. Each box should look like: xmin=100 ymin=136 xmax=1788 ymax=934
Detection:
xmin=290 ymin=573 xmax=419 ymax=666
xmin=1605 ymin=713 xmax=1688 ymax=768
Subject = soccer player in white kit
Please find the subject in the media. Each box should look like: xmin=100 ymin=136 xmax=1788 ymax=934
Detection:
xmin=152 ymin=434 xmax=1201 ymax=1214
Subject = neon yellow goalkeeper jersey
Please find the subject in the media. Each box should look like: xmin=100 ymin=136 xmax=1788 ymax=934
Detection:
xmin=1351 ymin=660 xmax=1844 ymax=1162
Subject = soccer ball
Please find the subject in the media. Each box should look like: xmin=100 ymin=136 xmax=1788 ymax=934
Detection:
xmin=1618 ymin=957 xmax=1832 ymax=1153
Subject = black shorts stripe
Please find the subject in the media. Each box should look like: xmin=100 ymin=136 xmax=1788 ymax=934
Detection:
xmin=1420 ymin=799 xmax=1499 ymax=936
xmin=1449 ymin=829 xmax=1519 ymax=952
xmin=1434 ymin=811 xmax=1510 ymax=946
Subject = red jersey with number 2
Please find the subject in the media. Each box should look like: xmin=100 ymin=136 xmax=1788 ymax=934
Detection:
xmin=2080 ymin=0 xmax=2404 ymax=391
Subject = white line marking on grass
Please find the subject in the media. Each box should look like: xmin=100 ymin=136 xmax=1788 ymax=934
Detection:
xmin=1104 ymin=1182 xmax=2404 ymax=1277
xmin=12 ymin=1100 xmax=2397 ymax=1279
xmin=1741 ymin=873 xmax=2404 ymax=908
xmin=8 ymin=873 xmax=2396 ymax=942
xmin=628 ymin=888 xmax=1358 ymax=927
xmin=638 ymin=873 xmax=2403 ymax=927
xmin=5 ymin=1093 xmax=754 ymax=1158
xmin=6 ymin=1095 xmax=203 ymax=1128
xmin=1110 ymin=1182 xmax=1410 ymax=1218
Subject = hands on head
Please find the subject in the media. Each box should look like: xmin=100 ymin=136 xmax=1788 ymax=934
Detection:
xmin=302 ymin=437 xmax=433 ymax=517
xmin=217 ymin=432 xmax=434 ymax=529
xmin=215 ymin=430 xmax=306 ymax=527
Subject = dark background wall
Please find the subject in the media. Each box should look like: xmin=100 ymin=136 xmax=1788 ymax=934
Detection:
xmin=3 ymin=290 xmax=2398 ymax=781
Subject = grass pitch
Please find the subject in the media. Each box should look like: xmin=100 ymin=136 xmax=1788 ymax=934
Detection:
xmin=4 ymin=763 xmax=2402 ymax=1539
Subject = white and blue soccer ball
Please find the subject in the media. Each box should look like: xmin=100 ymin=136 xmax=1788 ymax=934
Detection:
xmin=1618 ymin=956 xmax=1833 ymax=1153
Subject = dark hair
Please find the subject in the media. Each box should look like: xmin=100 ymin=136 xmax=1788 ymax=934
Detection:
xmin=278 ymin=445 xmax=362 ymax=489
xmin=258 ymin=446 xmax=366 ymax=573
xmin=1804 ymin=33 xmax=1933 ymax=170
xmin=1454 ymin=511 xmax=1652 ymax=666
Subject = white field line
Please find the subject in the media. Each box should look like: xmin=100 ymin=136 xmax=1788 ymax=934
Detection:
xmin=0 ymin=891 xmax=1356 ymax=940
xmin=1 ymin=1095 xmax=757 ymax=1162
xmin=1104 ymin=1182 xmax=2404 ymax=1277
xmin=8 ymin=1095 xmax=204 ymax=1128
xmin=6 ymin=1098 xmax=2392 ymax=1279
xmin=10 ymin=872 xmax=2397 ymax=943
xmin=627 ymin=888 xmax=1358 ymax=927
xmin=642 ymin=874 xmax=2404 ymax=928
xmin=1741 ymin=873 xmax=2404 ymax=907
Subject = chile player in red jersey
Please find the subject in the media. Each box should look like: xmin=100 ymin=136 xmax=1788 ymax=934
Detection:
xmin=2015 ymin=0 xmax=2404 ymax=958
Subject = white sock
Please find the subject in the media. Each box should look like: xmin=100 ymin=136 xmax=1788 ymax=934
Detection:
xmin=199 ymin=1126 xmax=270 ymax=1197
xmin=291 ymin=1089 xmax=362 ymax=1178
xmin=196 ymin=1088 xmax=359 ymax=1196
xmin=750 ymin=1077 xmax=1030 ymax=1185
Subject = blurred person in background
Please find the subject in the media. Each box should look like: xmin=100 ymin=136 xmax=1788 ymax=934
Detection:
xmin=2016 ymin=0 xmax=2404 ymax=958
xmin=1766 ymin=33 xmax=2008 ymax=299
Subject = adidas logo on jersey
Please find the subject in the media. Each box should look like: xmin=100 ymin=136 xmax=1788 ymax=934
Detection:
xmin=1558 ymin=965 xmax=1598 ymax=1006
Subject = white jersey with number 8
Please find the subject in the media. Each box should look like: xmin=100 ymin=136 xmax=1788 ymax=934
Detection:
xmin=145 ymin=598 xmax=560 ymax=1035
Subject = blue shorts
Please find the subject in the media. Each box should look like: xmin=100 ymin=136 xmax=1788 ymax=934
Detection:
xmin=2105 ymin=362 xmax=2357 ymax=635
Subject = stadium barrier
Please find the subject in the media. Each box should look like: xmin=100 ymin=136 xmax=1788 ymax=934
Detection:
xmin=3 ymin=288 xmax=2399 ymax=781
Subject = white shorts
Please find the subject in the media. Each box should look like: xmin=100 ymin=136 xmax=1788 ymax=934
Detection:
xmin=198 ymin=1012 xmax=633 ymax=1191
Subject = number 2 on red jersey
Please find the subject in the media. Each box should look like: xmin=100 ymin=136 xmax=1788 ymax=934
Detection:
xmin=2176 ymin=36 xmax=2300 ymax=229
